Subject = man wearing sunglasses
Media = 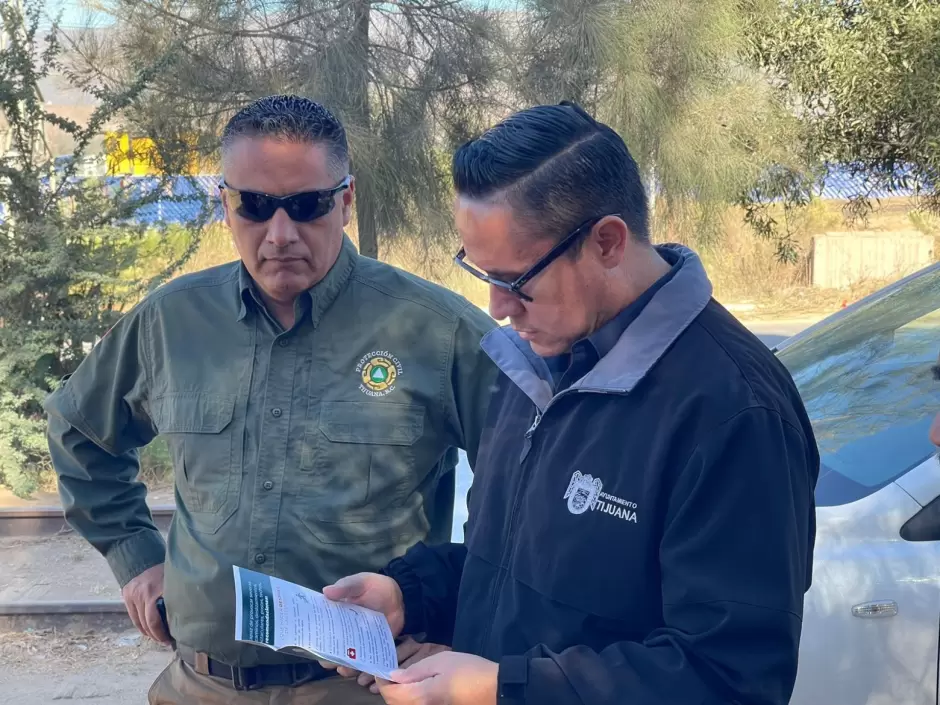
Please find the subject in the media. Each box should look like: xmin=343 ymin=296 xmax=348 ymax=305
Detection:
xmin=321 ymin=102 xmax=820 ymax=705
xmin=43 ymin=95 xmax=497 ymax=704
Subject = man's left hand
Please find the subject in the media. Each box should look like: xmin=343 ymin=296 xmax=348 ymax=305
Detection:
xmin=376 ymin=651 xmax=499 ymax=705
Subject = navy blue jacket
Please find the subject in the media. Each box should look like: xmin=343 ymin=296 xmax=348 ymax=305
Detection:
xmin=385 ymin=245 xmax=819 ymax=705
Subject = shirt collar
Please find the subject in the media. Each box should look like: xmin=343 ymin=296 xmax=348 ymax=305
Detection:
xmin=236 ymin=234 xmax=359 ymax=325
xmin=237 ymin=264 xmax=266 ymax=320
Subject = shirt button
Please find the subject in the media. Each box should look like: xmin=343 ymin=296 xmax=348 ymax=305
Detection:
xmin=271 ymin=408 xmax=282 ymax=418
xmin=254 ymin=553 xmax=265 ymax=564
xmin=278 ymin=339 xmax=289 ymax=348
xmin=262 ymin=481 xmax=274 ymax=491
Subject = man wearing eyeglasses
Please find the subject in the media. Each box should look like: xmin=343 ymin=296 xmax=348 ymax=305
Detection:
xmin=320 ymin=102 xmax=820 ymax=705
xmin=43 ymin=95 xmax=497 ymax=704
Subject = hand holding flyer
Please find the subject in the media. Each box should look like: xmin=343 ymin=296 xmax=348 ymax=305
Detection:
xmin=233 ymin=566 xmax=401 ymax=682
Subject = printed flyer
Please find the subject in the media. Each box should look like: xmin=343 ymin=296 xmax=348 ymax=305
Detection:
xmin=233 ymin=566 xmax=400 ymax=682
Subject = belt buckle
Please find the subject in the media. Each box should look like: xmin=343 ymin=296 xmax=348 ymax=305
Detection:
xmin=231 ymin=666 xmax=262 ymax=692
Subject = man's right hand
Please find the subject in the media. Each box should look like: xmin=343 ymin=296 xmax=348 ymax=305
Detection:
xmin=359 ymin=637 xmax=452 ymax=693
xmin=318 ymin=572 xmax=406 ymax=674
xmin=121 ymin=563 xmax=172 ymax=645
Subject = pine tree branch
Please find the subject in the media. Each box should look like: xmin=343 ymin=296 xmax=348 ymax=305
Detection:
xmin=121 ymin=0 xmax=350 ymax=47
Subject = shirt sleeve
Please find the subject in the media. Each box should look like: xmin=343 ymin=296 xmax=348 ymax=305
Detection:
xmin=499 ymin=405 xmax=818 ymax=705
xmin=447 ymin=304 xmax=499 ymax=470
xmin=385 ymin=303 xmax=490 ymax=645
xmin=43 ymin=304 xmax=166 ymax=588
xmin=382 ymin=541 xmax=469 ymax=646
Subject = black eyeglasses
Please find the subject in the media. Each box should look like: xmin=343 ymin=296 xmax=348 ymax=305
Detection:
xmin=219 ymin=176 xmax=351 ymax=223
xmin=454 ymin=213 xmax=621 ymax=303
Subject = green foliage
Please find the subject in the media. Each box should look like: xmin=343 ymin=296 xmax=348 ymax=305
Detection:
xmin=0 ymin=0 xmax=208 ymax=496
xmin=509 ymin=0 xmax=806 ymax=248
xmin=738 ymin=165 xmax=816 ymax=262
xmin=139 ymin=435 xmax=174 ymax=488
xmin=512 ymin=0 xmax=940 ymax=258
xmin=752 ymin=0 xmax=940 ymax=211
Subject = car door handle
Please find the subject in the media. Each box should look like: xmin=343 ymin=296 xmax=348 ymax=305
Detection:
xmin=852 ymin=600 xmax=898 ymax=618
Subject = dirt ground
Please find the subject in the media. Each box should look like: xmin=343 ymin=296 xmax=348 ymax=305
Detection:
xmin=0 ymin=629 xmax=173 ymax=704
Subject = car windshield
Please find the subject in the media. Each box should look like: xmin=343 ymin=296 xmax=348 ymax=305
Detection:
xmin=777 ymin=266 xmax=940 ymax=506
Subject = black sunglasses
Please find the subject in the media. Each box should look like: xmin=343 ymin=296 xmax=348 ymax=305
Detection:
xmin=454 ymin=213 xmax=621 ymax=303
xmin=219 ymin=176 xmax=351 ymax=223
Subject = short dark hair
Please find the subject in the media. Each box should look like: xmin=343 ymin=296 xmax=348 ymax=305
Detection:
xmin=221 ymin=94 xmax=349 ymax=176
xmin=452 ymin=102 xmax=650 ymax=244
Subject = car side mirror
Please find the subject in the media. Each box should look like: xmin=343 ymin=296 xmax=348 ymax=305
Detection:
xmin=901 ymin=493 xmax=940 ymax=542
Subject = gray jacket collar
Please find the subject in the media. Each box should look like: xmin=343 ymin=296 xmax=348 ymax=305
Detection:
xmin=480 ymin=244 xmax=713 ymax=411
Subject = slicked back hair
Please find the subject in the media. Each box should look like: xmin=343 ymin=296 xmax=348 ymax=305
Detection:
xmin=452 ymin=102 xmax=650 ymax=246
xmin=221 ymin=95 xmax=350 ymax=177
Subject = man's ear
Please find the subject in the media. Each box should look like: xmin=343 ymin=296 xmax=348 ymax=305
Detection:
xmin=221 ymin=188 xmax=233 ymax=228
xmin=342 ymin=176 xmax=356 ymax=226
xmin=591 ymin=216 xmax=630 ymax=269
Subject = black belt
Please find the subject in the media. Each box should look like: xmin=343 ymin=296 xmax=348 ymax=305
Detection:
xmin=177 ymin=645 xmax=334 ymax=691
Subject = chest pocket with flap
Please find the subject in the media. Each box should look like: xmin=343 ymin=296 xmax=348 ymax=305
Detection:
xmin=149 ymin=392 xmax=240 ymax=531
xmin=299 ymin=400 xmax=424 ymax=516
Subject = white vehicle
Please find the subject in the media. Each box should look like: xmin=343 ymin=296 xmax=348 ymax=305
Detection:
xmin=778 ymin=263 xmax=940 ymax=705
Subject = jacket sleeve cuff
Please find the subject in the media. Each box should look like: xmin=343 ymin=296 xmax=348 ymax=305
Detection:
xmin=499 ymin=653 xmax=578 ymax=704
xmin=497 ymin=655 xmax=528 ymax=704
xmin=381 ymin=556 xmax=427 ymax=637
xmin=105 ymin=530 xmax=167 ymax=588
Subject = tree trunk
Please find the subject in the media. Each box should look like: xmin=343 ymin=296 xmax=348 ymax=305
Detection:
xmin=350 ymin=0 xmax=379 ymax=259
xmin=355 ymin=171 xmax=379 ymax=259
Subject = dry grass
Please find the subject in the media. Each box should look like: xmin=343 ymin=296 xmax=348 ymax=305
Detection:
xmin=380 ymin=235 xmax=490 ymax=309
xmin=666 ymin=197 xmax=940 ymax=317
xmin=0 ymin=629 xmax=164 ymax=672
xmin=177 ymin=222 xmax=240 ymax=275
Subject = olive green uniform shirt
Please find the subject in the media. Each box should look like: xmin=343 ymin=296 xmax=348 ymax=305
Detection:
xmin=43 ymin=236 xmax=498 ymax=666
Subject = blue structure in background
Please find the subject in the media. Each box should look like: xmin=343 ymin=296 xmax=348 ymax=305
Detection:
xmin=0 ymin=175 xmax=223 ymax=227
xmin=105 ymin=176 xmax=225 ymax=226
xmin=813 ymin=164 xmax=926 ymax=201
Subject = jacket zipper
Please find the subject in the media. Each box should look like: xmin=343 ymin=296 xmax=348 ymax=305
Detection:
xmin=526 ymin=410 xmax=542 ymax=435
xmin=478 ymin=405 xmax=541 ymax=654
xmin=476 ymin=387 xmax=623 ymax=655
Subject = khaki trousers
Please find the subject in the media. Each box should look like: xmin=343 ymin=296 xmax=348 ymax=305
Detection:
xmin=148 ymin=656 xmax=385 ymax=705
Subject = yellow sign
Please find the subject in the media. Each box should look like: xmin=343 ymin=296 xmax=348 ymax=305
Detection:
xmin=105 ymin=132 xmax=158 ymax=176
xmin=104 ymin=132 xmax=215 ymax=176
